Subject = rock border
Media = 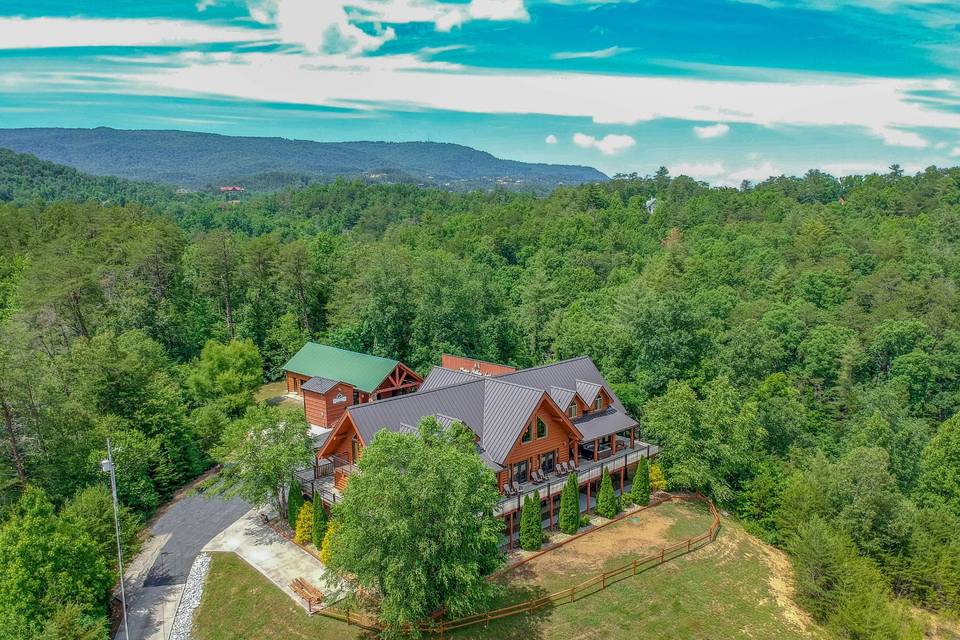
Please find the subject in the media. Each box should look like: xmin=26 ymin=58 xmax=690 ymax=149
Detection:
xmin=169 ymin=552 xmax=211 ymax=640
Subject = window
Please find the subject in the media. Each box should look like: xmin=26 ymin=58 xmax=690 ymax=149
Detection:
xmin=536 ymin=417 xmax=547 ymax=439
xmin=521 ymin=424 xmax=532 ymax=443
xmin=567 ymin=403 xmax=577 ymax=418
xmin=594 ymin=396 xmax=603 ymax=411
xmin=540 ymin=451 xmax=556 ymax=474
xmin=512 ymin=460 xmax=529 ymax=483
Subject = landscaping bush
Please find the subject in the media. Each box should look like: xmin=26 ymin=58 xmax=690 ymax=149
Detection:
xmin=650 ymin=463 xmax=667 ymax=492
xmin=558 ymin=472 xmax=580 ymax=534
xmin=320 ymin=521 xmax=338 ymax=565
xmin=294 ymin=501 xmax=313 ymax=544
xmin=596 ymin=467 xmax=620 ymax=519
xmin=286 ymin=479 xmax=303 ymax=530
xmin=631 ymin=458 xmax=651 ymax=506
xmin=311 ymin=492 xmax=327 ymax=547
xmin=519 ymin=491 xmax=543 ymax=551
xmin=579 ymin=514 xmax=591 ymax=527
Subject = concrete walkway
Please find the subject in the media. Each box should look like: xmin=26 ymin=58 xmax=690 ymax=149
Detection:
xmin=203 ymin=509 xmax=346 ymax=610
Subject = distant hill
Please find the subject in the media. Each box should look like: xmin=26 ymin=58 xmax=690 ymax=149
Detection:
xmin=0 ymin=148 xmax=174 ymax=206
xmin=0 ymin=128 xmax=607 ymax=191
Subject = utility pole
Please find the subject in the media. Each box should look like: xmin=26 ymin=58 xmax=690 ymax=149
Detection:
xmin=101 ymin=439 xmax=130 ymax=640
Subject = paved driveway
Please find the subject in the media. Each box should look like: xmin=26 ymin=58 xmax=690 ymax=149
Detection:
xmin=117 ymin=491 xmax=251 ymax=640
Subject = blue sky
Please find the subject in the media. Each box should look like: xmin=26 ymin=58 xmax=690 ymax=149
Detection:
xmin=1 ymin=0 xmax=959 ymax=183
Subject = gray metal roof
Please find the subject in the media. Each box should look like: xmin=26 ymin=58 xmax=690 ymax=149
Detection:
xmin=344 ymin=356 xmax=636 ymax=469
xmin=302 ymin=376 xmax=339 ymax=394
xmin=496 ymin=357 xmax=628 ymax=414
xmin=573 ymin=407 xmax=637 ymax=440
xmin=418 ymin=365 xmax=481 ymax=392
xmin=575 ymin=379 xmax=602 ymax=405
xmin=549 ymin=386 xmax=576 ymax=411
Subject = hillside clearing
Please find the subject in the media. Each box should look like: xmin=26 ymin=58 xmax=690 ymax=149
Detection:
xmin=193 ymin=501 xmax=830 ymax=640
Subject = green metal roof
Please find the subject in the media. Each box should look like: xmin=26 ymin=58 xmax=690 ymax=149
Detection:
xmin=282 ymin=342 xmax=399 ymax=393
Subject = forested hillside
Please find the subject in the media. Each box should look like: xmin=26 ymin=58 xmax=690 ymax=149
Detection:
xmin=0 ymin=128 xmax=607 ymax=191
xmin=1 ymin=159 xmax=959 ymax=638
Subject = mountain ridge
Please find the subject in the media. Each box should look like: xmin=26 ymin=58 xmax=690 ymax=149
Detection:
xmin=0 ymin=127 xmax=607 ymax=191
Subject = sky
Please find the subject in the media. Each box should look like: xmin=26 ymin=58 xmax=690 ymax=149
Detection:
xmin=1 ymin=0 xmax=960 ymax=184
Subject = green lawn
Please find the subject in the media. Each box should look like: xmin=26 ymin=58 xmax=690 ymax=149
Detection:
xmin=253 ymin=381 xmax=301 ymax=407
xmin=194 ymin=501 xmax=831 ymax=640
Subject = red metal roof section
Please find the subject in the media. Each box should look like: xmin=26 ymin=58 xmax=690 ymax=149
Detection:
xmin=441 ymin=354 xmax=516 ymax=376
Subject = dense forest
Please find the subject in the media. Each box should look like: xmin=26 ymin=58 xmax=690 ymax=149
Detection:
xmin=0 ymin=128 xmax=607 ymax=190
xmin=1 ymin=149 xmax=959 ymax=639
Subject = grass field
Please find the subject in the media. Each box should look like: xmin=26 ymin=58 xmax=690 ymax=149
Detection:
xmin=193 ymin=500 xmax=831 ymax=640
xmin=253 ymin=381 xmax=301 ymax=408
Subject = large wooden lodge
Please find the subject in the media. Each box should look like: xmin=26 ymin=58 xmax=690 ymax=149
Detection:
xmin=288 ymin=345 xmax=658 ymax=546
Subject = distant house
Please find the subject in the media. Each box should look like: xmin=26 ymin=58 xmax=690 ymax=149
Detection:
xmin=439 ymin=354 xmax=516 ymax=376
xmin=282 ymin=342 xmax=423 ymax=430
xmin=310 ymin=355 xmax=657 ymax=547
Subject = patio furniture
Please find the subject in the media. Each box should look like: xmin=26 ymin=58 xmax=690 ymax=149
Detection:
xmin=290 ymin=577 xmax=324 ymax=614
xmin=532 ymin=469 xmax=545 ymax=484
xmin=502 ymin=483 xmax=514 ymax=496
xmin=556 ymin=461 xmax=568 ymax=476
xmin=569 ymin=460 xmax=580 ymax=473
xmin=511 ymin=481 xmax=521 ymax=495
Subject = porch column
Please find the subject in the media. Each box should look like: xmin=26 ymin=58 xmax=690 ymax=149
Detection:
xmin=612 ymin=436 xmax=618 ymax=454
xmin=586 ymin=480 xmax=591 ymax=514
xmin=620 ymin=469 xmax=625 ymax=494
xmin=508 ymin=512 xmax=513 ymax=550
xmin=630 ymin=428 xmax=635 ymax=449
xmin=593 ymin=438 xmax=599 ymax=462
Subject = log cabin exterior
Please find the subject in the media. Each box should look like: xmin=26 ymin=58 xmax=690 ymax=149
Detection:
xmin=440 ymin=354 xmax=517 ymax=376
xmin=282 ymin=342 xmax=422 ymax=429
xmin=312 ymin=356 xmax=657 ymax=543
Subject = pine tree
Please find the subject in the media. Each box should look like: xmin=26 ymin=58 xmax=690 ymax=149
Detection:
xmin=287 ymin=478 xmax=304 ymax=530
xmin=558 ymin=472 xmax=580 ymax=534
xmin=631 ymin=458 xmax=651 ymax=506
xmin=311 ymin=492 xmax=327 ymax=547
xmin=519 ymin=491 xmax=543 ymax=551
xmin=596 ymin=467 xmax=620 ymax=519
xmin=294 ymin=501 xmax=313 ymax=543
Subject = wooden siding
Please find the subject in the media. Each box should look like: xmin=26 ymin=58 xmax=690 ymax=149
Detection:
xmin=303 ymin=382 xmax=355 ymax=428
xmin=498 ymin=396 xmax=580 ymax=491
xmin=317 ymin=413 xmax=365 ymax=462
xmin=372 ymin=362 xmax=423 ymax=400
xmin=441 ymin=354 xmax=516 ymax=376
xmin=286 ymin=371 xmax=311 ymax=396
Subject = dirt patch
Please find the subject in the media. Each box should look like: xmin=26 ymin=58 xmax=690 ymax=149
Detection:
xmin=753 ymin=536 xmax=816 ymax=633
xmin=505 ymin=507 xmax=678 ymax=585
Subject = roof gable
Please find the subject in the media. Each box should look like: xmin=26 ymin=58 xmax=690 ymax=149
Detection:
xmin=575 ymin=379 xmax=602 ymax=405
xmin=418 ymin=366 xmax=480 ymax=392
xmin=282 ymin=342 xmax=399 ymax=393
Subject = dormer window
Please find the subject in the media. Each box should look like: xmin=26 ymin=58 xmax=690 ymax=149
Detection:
xmin=594 ymin=396 xmax=603 ymax=411
xmin=537 ymin=417 xmax=547 ymax=439
xmin=567 ymin=403 xmax=577 ymax=418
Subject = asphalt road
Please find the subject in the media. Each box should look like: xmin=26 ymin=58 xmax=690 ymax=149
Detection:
xmin=117 ymin=491 xmax=251 ymax=640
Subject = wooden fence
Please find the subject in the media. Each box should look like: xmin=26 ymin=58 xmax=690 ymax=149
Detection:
xmin=315 ymin=493 xmax=720 ymax=636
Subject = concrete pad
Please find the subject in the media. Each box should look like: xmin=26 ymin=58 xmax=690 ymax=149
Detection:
xmin=204 ymin=509 xmax=347 ymax=610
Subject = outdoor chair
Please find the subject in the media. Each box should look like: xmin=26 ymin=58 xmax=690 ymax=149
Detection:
xmin=511 ymin=481 xmax=521 ymax=495
xmin=569 ymin=460 xmax=580 ymax=473
xmin=532 ymin=469 xmax=545 ymax=484
xmin=556 ymin=461 xmax=568 ymax=476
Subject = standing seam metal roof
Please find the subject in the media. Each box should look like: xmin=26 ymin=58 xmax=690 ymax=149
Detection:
xmin=344 ymin=356 xmax=634 ymax=469
xmin=282 ymin=342 xmax=399 ymax=393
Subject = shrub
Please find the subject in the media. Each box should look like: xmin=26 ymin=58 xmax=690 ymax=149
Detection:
xmin=558 ymin=473 xmax=580 ymax=534
xmin=320 ymin=521 xmax=338 ymax=565
xmin=519 ymin=491 xmax=543 ymax=551
xmin=294 ymin=501 xmax=313 ymax=544
xmin=631 ymin=458 xmax=651 ymax=506
xmin=650 ymin=463 xmax=667 ymax=492
xmin=579 ymin=514 xmax=591 ymax=527
xmin=311 ymin=492 xmax=327 ymax=547
xmin=596 ymin=467 xmax=620 ymax=519
xmin=287 ymin=479 xmax=303 ymax=530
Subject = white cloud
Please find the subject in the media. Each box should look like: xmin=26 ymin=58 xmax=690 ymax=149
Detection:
xmin=693 ymin=123 xmax=730 ymax=139
xmin=552 ymin=46 xmax=630 ymax=60
xmin=951 ymin=147 xmax=960 ymax=157
xmin=722 ymin=162 xmax=783 ymax=185
xmin=572 ymin=132 xmax=636 ymax=155
xmin=821 ymin=162 xmax=890 ymax=176
xmin=468 ymin=0 xmax=529 ymax=21
xmin=871 ymin=126 xmax=929 ymax=148
xmin=669 ymin=162 xmax=726 ymax=180
xmin=545 ymin=134 xmax=558 ymax=144
xmin=0 ymin=17 xmax=263 ymax=48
